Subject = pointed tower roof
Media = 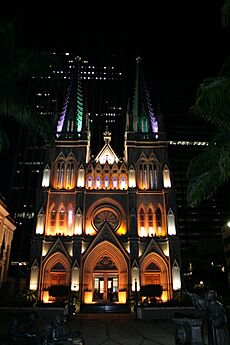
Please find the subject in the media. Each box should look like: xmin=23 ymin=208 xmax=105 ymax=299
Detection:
xmin=132 ymin=57 xmax=158 ymax=136
xmin=56 ymin=56 xmax=87 ymax=138
xmin=95 ymin=127 xmax=119 ymax=164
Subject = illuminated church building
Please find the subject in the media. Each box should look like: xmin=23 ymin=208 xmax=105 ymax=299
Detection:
xmin=29 ymin=57 xmax=181 ymax=305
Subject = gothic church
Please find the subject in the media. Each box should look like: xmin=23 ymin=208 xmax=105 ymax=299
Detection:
xmin=29 ymin=57 xmax=181 ymax=306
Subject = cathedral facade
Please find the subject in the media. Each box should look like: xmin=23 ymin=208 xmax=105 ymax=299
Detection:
xmin=29 ymin=57 xmax=181 ymax=305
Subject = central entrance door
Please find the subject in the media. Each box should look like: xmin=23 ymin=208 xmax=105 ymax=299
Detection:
xmin=93 ymin=274 xmax=118 ymax=303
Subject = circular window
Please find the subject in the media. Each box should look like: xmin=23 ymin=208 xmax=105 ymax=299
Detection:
xmin=94 ymin=209 xmax=119 ymax=231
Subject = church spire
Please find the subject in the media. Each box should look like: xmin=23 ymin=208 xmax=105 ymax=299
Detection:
xmin=132 ymin=57 xmax=158 ymax=136
xmin=56 ymin=56 xmax=87 ymax=138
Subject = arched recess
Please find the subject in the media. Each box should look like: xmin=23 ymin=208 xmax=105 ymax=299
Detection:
xmin=46 ymin=202 xmax=56 ymax=235
xmin=155 ymin=203 xmax=166 ymax=236
xmin=41 ymin=252 xmax=71 ymax=302
xmin=82 ymin=241 xmax=128 ymax=303
xmin=140 ymin=252 xmax=172 ymax=301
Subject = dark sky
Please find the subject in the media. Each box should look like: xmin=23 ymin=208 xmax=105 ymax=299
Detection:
xmin=1 ymin=1 xmax=228 ymax=78
xmin=0 ymin=1 xmax=229 ymax=202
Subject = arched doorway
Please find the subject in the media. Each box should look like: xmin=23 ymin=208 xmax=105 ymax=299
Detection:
xmin=41 ymin=252 xmax=71 ymax=303
xmin=82 ymin=241 xmax=128 ymax=304
xmin=141 ymin=252 xmax=172 ymax=302
xmin=93 ymin=255 xmax=119 ymax=302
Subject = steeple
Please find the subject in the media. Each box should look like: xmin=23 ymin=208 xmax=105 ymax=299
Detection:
xmin=132 ymin=57 xmax=158 ymax=136
xmin=56 ymin=56 xmax=87 ymax=138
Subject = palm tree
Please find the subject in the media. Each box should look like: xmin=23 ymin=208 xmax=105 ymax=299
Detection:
xmin=0 ymin=19 xmax=58 ymax=154
xmin=186 ymin=0 xmax=230 ymax=206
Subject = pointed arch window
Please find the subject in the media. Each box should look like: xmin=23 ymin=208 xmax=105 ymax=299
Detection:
xmin=87 ymin=175 xmax=93 ymax=189
xmin=66 ymin=163 xmax=70 ymax=188
xmin=70 ymin=163 xmax=74 ymax=187
xmin=56 ymin=163 xmax=60 ymax=187
xmin=50 ymin=208 xmax=56 ymax=227
xmin=112 ymin=176 xmax=118 ymax=189
xmin=140 ymin=208 xmax=145 ymax=227
xmin=147 ymin=208 xmax=154 ymax=236
xmin=60 ymin=163 xmax=64 ymax=188
xmin=95 ymin=176 xmax=102 ymax=189
xmin=139 ymin=163 xmax=143 ymax=188
xmin=104 ymin=176 xmax=110 ymax=189
xmin=143 ymin=163 xmax=147 ymax=189
xmin=156 ymin=207 xmax=162 ymax=235
xmin=68 ymin=208 xmax=73 ymax=227
xmin=149 ymin=163 xmax=157 ymax=189
xmin=120 ymin=175 xmax=127 ymax=190
xmin=59 ymin=207 xmax=65 ymax=227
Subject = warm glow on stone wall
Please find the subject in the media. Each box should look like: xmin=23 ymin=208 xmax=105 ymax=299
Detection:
xmin=84 ymin=291 xmax=93 ymax=303
xmin=85 ymin=225 xmax=96 ymax=235
xmin=118 ymin=291 xmax=126 ymax=303
xmin=162 ymin=242 xmax=169 ymax=256
xmin=161 ymin=291 xmax=168 ymax=302
xmin=117 ymin=224 xmax=126 ymax=235
xmin=29 ymin=268 xmax=39 ymax=290
xmin=42 ymin=291 xmax=50 ymax=303
xmin=131 ymin=268 xmax=140 ymax=291
xmin=71 ymin=267 xmax=80 ymax=291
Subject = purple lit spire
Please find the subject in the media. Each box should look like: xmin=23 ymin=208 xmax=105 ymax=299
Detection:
xmin=56 ymin=85 xmax=71 ymax=136
xmin=146 ymin=89 xmax=158 ymax=133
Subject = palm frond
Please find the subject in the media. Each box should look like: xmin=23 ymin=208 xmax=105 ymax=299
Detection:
xmin=221 ymin=0 xmax=230 ymax=28
xmin=191 ymin=76 xmax=230 ymax=129
xmin=187 ymin=168 xmax=221 ymax=206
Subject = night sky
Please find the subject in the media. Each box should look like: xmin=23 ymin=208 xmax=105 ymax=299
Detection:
xmin=0 ymin=0 xmax=229 ymax=200
xmin=1 ymin=1 xmax=228 ymax=76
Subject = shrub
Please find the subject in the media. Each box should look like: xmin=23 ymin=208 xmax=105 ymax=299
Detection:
xmin=140 ymin=284 xmax=163 ymax=298
xmin=49 ymin=285 xmax=69 ymax=297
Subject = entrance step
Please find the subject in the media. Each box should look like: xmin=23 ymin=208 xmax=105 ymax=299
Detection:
xmin=80 ymin=303 xmax=131 ymax=314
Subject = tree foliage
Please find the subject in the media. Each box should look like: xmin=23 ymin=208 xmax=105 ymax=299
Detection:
xmin=187 ymin=0 xmax=230 ymax=206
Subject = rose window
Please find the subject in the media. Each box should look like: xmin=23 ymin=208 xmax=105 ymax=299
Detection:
xmin=94 ymin=210 xmax=119 ymax=230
